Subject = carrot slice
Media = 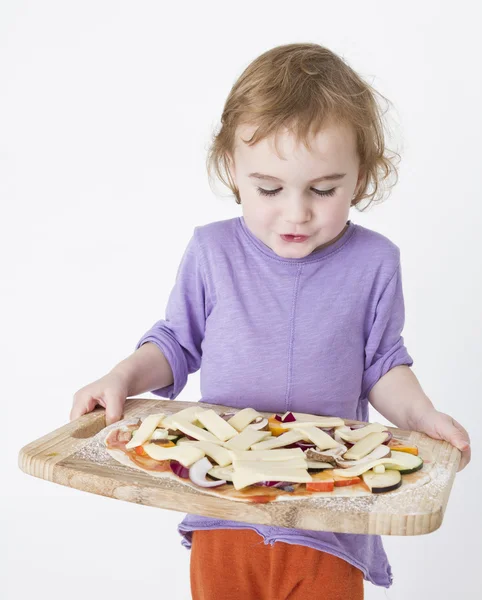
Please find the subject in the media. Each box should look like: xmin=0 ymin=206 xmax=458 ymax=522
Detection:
xmin=389 ymin=445 xmax=419 ymax=456
xmin=268 ymin=415 xmax=286 ymax=437
xmin=333 ymin=475 xmax=361 ymax=487
xmin=306 ymin=480 xmax=335 ymax=492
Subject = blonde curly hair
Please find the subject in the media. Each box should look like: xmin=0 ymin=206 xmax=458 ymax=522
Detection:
xmin=206 ymin=43 xmax=400 ymax=210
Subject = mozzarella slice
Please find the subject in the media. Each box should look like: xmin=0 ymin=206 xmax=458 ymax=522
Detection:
xmin=229 ymin=448 xmax=305 ymax=462
xmin=180 ymin=440 xmax=232 ymax=467
xmin=227 ymin=408 xmax=263 ymax=432
xmin=233 ymin=458 xmax=307 ymax=470
xmin=342 ymin=432 xmax=390 ymax=461
xmin=162 ymin=406 xmax=208 ymax=428
xmin=143 ymin=443 xmax=205 ymax=467
xmin=223 ymin=428 xmax=271 ymax=451
xmin=332 ymin=457 xmax=407 ymax=478
xmin=196 ymin=409 xmax=239 ymax=441
xmin=171 ymin=419 xmax=225 ymax=445
xmin=295 ymin=426 xmax=341 ymax=451
xmin=232 ymin=466 xmax=312 ymax=490
xmin=292 ymin=412 xmax=345 ymax=423
xmin=125 ymin=413 xmax=165 ymax=449
xmin=276 ymin=416 xmax=345 ymax=430
xmin=335 ymin=422 xmax=388 ymax=443
xmin=250 ymin=429 xmax=306 ymax=451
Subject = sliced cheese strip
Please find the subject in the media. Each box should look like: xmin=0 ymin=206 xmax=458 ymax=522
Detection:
xmin=276 ymin=416 xmax=345 ymax=430
xmin=250 ymin=429 xmax=306 ymax=451
xmin=232 ymin=467 xmax=312 ymax=490
xmin=293 ymin=426 xmax=341 ymax=451
xmin=336 ymin=422 xmax=387 ymax=443
xmin=227 ymin=408 xmax=263 ymax=432
xmin=125 ymin=413 xmax=165 ymax=449
xmin=171 ymin=419 xmax=225 ymax=445
xmin=196 ymin=409 xmax=239 ymax=441
xmin=180 ymin=440 xmax=232 ymax=467
xmin=223 ymin=428 xmax=271 ymax=451
xmin=162 ymin=406 xmax=208 ymax=428
xmin=292 ymin=412 xmax=345 ymax=424
xmin=143 ymin=443 xmax=204 ymax=467
xmin=229 ymin=448 xmax=305 ymax=462
xmin=332 ymin=458 xmax=407 ymax=478
xmin=342 ymin=431 xmax=390 ymax=461
xmin=233 ymin=458 xmax=307 ymax=470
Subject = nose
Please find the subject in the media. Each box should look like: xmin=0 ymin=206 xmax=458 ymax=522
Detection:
xmin=283 ymin=196 xmax=312 ymax=225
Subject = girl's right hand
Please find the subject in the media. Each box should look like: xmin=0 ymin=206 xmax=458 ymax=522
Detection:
xmin=70 ymin=371 xmax=129 ymax=426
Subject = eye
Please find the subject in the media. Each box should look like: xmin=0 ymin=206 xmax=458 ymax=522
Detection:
xmin=256 ymin=187 xmax=337 ymax=197
xmin=256 ymin=187 xmax=282 ymax=197
xmin=312 ymin=188 xmax=336 ymax=197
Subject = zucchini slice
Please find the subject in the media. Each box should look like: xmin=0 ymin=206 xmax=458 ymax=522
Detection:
xmin=362 ymin=469 xmax=402 ymax=493
xmin=383 ymin=450 xmax=423 ymax=474
xmin=306 ymin=461 xmax=334 ymax=470
xmin=208 ymin=465 xmax=234 ymax=482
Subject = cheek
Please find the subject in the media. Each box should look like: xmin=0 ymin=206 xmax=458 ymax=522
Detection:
xmin=243 ymin=192 xmax=277 ymax=220
xmin=322 ymin=194 xmax=351 ymax=219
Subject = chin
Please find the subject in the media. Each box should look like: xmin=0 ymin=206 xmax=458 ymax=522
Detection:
xmin=273 ymin=243 xmax=313 ymax=259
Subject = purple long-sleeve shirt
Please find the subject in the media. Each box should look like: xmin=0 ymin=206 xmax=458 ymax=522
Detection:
xmin=135 ymin=216 xmax=413 ymax=588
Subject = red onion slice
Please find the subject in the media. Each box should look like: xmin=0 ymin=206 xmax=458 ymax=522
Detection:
xmin=189 ymin=457 xmax=226 ymax=488
xmin=274 ymin=414 xmax=283 ymax=422
xmin=170 ymin=460 xmax=190 ymax=479
xmin=282 ymin=411 xmax=296 ymax=423
xmin=258 ymin=480 xmax=293 ymax=487
xmin=382 ymin=430 xmax=393 ymax=442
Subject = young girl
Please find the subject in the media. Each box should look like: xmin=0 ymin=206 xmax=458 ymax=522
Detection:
xmin=71 ymin=43 xmax=471 ymax=599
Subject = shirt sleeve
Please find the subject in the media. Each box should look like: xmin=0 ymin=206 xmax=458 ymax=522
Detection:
xmin=362 ymin=262 xmax=413 ymax=399
xmin=134 ymin=229 xmax=212 ymax=399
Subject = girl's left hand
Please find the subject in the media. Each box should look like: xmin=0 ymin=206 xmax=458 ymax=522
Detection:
xmin=414 ymin=409 xmax=471 ymax=472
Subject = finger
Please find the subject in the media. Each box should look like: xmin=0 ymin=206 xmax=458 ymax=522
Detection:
xmin=70 ymin=395 xmax=98 ymax=421
xmin=450 ymin=425 xmax=471 ymax=452
xmin=104 ymin=394 xmax=125 ymax=426
xmin=451 ymin=418 xmax=471 ymax=446
xmin=457 ymin=446 xmax=471 ymax=472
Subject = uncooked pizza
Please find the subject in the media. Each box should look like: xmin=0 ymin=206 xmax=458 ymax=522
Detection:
xmin=104 ymin=406 xmax=426 ymax=503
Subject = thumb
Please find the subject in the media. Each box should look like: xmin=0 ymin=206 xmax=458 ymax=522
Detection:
xmin=441 ymin=416 xmax=470 ymax=451
xmin=104 ymin=393 xmax=125 ymax=426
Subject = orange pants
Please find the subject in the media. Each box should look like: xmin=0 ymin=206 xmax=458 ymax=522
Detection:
xmin=190 ymin=528 xmax=364 ymax=600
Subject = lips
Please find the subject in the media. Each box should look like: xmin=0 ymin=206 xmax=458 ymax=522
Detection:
xmin=280 ymin=234 xmax=309 ymax=243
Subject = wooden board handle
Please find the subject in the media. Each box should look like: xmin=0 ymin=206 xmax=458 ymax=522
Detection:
xmin=70 ymin=407 xmax=107 ymax=439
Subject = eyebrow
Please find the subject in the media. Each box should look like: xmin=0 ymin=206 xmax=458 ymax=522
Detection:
xmin=248 ymin=172 xmax=346 ymax=184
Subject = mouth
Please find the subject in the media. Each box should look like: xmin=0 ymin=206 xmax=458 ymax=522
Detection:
xmin=280 ymin=234 xmax=310 ymax=243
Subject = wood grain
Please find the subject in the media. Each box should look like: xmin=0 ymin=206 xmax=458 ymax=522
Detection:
xmin=18 ymin=398 xmax=461 ymax=535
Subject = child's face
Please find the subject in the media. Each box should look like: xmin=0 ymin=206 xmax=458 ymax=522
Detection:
xmin=230 ymin=121 xmax=361 ymax=259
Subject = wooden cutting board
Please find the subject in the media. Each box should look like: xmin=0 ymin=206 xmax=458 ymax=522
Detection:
xmin=18 ymin=398 xmax=461 ymax=536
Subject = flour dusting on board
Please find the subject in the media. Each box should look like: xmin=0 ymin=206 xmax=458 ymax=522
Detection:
xmin=297 ymin=463 xmax=452 ymax=515
xmin=73 ymin=408 xmax=453 ymax=514
xmin=74 ymin=412 xmax=155 ymax=464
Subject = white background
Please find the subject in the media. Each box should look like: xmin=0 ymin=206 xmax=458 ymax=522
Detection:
xmin=2 ymin=1 xmax=481 ymax=599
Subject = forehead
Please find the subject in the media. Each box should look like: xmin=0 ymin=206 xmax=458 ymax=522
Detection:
xmin=233 ymin=121 xmax=358 ymax=174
